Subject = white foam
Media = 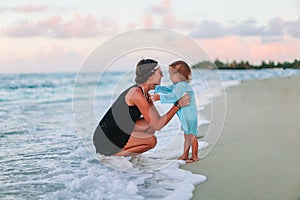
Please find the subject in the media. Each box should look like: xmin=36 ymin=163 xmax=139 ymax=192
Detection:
xmin=198 ymin=106 xmax=205 ymax=111
xmin=159 ymin=164 xmax=207 ymax=200
xmin=199 ymin=119 xmax=210 ymax=126
xmin=45 ymin=141 xmax=208 ymax=200
xmin=125 ymin=181 xmax=138 ymax=195
xmin=222 ymin=80 xmax=241 ymax=88
xmin=97 ymin=154 xmax=138 ymax=172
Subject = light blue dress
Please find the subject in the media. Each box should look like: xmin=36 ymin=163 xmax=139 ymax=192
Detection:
xmin=155 ymin=82 xmax=198 ymax=136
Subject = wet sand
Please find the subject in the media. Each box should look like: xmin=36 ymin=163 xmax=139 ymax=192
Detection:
xmin=183 ymin=75 xmax=300 ymax=200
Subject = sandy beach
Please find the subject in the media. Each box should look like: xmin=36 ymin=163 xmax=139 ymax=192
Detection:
xmin=183 ymin=75 xmax=300 ymax=200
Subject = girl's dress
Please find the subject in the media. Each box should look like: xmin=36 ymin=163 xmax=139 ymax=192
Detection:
xmin=155 ymin=82 xmax=198 ymax=135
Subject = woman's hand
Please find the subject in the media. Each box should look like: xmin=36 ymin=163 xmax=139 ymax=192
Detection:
xmin=177 ymin=92 xmax=191 ymax=108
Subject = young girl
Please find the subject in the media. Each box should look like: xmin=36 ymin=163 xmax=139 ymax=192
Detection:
xmin=151 ymin=60 xmax=199 ymax=163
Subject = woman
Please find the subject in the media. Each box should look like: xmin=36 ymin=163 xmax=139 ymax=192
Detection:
xmin=93 ymin=59 xmax=191 ymax=156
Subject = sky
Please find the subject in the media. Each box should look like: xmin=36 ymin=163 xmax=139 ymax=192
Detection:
xmin=0 ymin=0 xmax=299 ymax=73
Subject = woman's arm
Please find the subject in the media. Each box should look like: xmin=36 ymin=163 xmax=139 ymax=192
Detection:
xmin=129 ymin=87 xmax=190 ymax=131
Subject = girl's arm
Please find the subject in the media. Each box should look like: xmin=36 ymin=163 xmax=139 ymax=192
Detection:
xmin=159 ymin=83 xmax=185 ymax=103
xmin=154 ymin=85 xmax=174 ymax=94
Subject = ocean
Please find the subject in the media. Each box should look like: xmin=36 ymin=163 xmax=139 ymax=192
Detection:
xmin=1 ymin=69 xmax=299 ymax=200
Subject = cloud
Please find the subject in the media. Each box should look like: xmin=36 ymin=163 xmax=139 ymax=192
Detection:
xmin=189 ymin=20 xmax=227 ymax=38
xmin=2 ymin=13 xmax=119 ymax=38
xmin=190 ymin=19 xmax=264 ymax=38
xmin=264 ymin=17 xmax=284 ymax=36
xmin=148 ymin=0 xmax=172 ymax=14
xmin=230 ymin=19 xmax=265 ymax=36
xmin=285 ymin=17 xmax=300 ymax=37
xmin=146 ymin=0 xmax=299 ymax=40
xmin=0 ymin=4 xmax=47 ymax=13
xmin=147 ymin=0 xmax=300 ymax=40
xmin=15 ymin=4 xmax=47 ymax=12
xmin=142 ymin=15 xmax=154 ymax=27
xmin=190 ymin=17 xmax=300 ymax=41
xmin=147 ymin=0 xmax=195 ymax=30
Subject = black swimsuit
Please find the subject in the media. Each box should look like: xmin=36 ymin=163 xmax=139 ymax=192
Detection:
xmin=93 ymin=85 xmax=142 ymax=156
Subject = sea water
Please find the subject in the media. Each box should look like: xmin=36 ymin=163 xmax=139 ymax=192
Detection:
xmin=1 ymin=69 xmax=299 ymax=200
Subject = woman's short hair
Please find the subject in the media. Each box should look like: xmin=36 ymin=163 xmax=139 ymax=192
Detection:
xmin=135 ymin=59 xmax=159 ymax=84
xmin=169 ymin=60 xmax=192 ymax=82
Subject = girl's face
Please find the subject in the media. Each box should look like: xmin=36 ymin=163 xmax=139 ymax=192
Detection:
xmin=169 ymin=67 xmax=183 ymax=84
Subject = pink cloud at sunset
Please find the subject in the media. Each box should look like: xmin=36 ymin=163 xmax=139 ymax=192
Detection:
xmin=142 ymin=15 xmax=154 ymax=27
xmin=149 ymin=0 xmax=172 ymax=14
xmin=15 ymin=4 xmax=47 ymax=13
xmin=0 ymin=4 xmax=47 ymax=13
xmin=2 ymin=13 xmax=119 ymax=38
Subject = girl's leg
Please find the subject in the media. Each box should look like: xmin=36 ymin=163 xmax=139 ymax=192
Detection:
xmin=191 ymin=135 xmax=199 ymax=162
xmin=179 ymin=134 xmax=199 ymax=163
xmin=178 ymin=134 xmax=191 ymax=161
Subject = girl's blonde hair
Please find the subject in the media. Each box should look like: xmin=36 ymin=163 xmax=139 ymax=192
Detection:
xmin=169 ymin=60 xmax=192 ymax=82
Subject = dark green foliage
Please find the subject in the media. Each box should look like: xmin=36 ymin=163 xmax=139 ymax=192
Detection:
xmin=192 ymin=59 xmax=300 ymax=70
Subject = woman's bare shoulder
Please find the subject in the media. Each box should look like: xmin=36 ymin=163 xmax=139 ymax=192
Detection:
xmin=128 ymin=86 xmax=142 ymax=96
xmin=125 ymin=86 xmax=143 ymax=105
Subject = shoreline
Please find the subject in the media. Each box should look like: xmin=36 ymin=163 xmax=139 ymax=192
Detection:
xmin=183 ymin=75 xmax=300 ymax=200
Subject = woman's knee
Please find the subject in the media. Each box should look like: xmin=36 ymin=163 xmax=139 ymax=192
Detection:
xmin=146 ymin=127 xmax=155 ymax=135
xmin=149 ymin=135 xmax=157 ymax=149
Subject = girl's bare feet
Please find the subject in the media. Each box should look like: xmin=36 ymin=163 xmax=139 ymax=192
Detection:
xmin=182 ymin=158 xmax=199 ymax=163
xmin=178 ymin=155 xmax=193 ymax=163
xmin=178 ymin=155 xmax=189 ymax=160
xmin=190 ymin=157 xmax=199 ymax=162
xmin=178 ymin=156 xmax=199 ymax=163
